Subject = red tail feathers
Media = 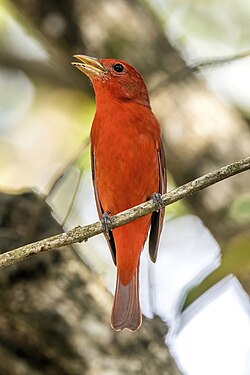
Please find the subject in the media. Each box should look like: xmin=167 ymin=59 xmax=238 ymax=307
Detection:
xmin=111 ymin=265 xmax=141 ymax=331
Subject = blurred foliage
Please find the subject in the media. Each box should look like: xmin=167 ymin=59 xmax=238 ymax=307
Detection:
xmin=229 ymin=194 xmax=250 ymax=224
xmin=151 ymin=0 xmax=250 ymax=48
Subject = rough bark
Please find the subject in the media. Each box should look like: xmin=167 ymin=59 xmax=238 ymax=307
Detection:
xmin=0 ymin=191 xmax=180 ymax=375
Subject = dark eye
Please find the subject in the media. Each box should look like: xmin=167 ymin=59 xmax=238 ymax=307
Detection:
xmin=113 ymin=63 xmax=124 ymax=73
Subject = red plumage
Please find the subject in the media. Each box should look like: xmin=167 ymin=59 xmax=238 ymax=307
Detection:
xmin=72 ymin=56 xmax=166 ymax=331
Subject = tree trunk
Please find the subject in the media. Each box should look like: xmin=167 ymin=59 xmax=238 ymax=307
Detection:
xmin=0 ymin=191 xmax=180 ymax=374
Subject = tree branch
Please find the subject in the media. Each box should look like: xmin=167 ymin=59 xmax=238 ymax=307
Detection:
xmin=190 ymin=50 xmax=250 ymax=72
xmin=0 ymin=157 xmax=249 ymax=268
xmin=150 ymin=50 xmax=250 ymax=93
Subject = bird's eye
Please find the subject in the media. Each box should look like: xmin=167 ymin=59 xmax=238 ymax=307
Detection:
xmin=113 ymin=63 xmax=124 ymax=73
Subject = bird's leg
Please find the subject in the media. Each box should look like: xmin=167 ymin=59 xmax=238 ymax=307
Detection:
xmin=152 ymin=193 xmax=164 ymax=211
xmin=101 ymin=211 xmax=112 ymax=238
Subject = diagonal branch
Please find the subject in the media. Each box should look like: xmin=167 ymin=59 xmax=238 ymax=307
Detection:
xmin=150 ymin=50 xmax=250 ymax=93
xmin=190 ymin=50 xmax=250 ymax=72
xmin=0 ymin=157 xmax=249 ymax=269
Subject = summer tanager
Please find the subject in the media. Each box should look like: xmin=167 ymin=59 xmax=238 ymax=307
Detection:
xmin=72 ymin=55 xmax=166 ymax=331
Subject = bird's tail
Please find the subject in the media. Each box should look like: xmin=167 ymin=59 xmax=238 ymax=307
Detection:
xmin=111 ymin=264 xmax=141 ymax=331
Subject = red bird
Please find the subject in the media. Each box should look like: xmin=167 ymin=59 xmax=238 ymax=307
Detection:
xmin=72 ymin=55 xmax=166 ymax=331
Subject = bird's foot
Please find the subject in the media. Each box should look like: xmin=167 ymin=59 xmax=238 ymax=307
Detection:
xmin=101 ymin=211 xmax=112 ymax=238
xmin=152 ymin=193 xmax=164 ymax=211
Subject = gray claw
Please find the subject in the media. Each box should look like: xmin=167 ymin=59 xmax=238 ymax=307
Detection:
xmin=152 ymin=193 xmax=164 ymax=211
xmin=102 ymin=212 xmax=112 ymax=238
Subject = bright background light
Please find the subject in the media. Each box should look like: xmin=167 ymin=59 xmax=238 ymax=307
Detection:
xmin=168 ymin=276 xmax=250 ymax=375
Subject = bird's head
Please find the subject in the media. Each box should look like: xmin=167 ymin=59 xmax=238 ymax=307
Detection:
xmin=72 ymin=55 xmax=150 ymax=107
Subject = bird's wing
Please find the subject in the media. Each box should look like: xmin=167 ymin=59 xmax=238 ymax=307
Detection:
xmin=91 ymin=148 xmax=117 ymax=264
xmin=148 ymin=140 xmax=166 ymax=262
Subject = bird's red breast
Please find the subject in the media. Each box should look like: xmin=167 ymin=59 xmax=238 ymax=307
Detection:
xmin=91 ymin=100 xmax=161 ymax=284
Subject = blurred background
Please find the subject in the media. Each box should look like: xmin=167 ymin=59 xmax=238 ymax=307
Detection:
xmin=0 ymin=0 xmax=250 ymax=374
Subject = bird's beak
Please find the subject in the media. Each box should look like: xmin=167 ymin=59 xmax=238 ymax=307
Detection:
xmin=71 ymin=55 xmax=107 ymax=77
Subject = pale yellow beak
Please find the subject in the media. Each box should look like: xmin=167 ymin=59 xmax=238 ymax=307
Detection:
xmin=71 ymin=55 xmax=107 ymax=77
